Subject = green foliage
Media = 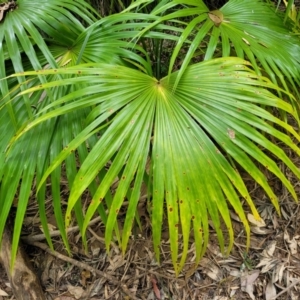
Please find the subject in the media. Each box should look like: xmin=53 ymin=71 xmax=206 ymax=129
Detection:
xmin=0 ymin=0 xmax=300 ymax=274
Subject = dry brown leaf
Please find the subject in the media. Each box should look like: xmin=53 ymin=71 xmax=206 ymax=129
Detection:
xmin=146 ymin=291 xmax=156 ymax=300
xmin=208 ymin=10 xmax=223 ymax=27
xmin=4 ymin=283 xmax=10 ymax=289
xmin=90 ymin=241 xmax=101 ymax=257
xmin=41 ymin=254 xmax=55 ymax=284
xmin=271 ymin=214 xmax=279 ymax=229
xmin=272 ymin=263 xmax=285 ymax=283
xmin=284 ymin=230 xmax=290 ymax=242
xmin=107 ymin=255 xmax=125 ymax=271
xmin=230 ymin=286 xmax=239 ymax=298
xmin=200 ymin=258 xmax=222 ymax=281
xmin=284 ymin=230 xmax=298 ymax=254
xmin=265 ymin=281 xmax=276 ymax=300
xmin=230 ymin=269 xmax=241 ymax=277
xmin=261 ymin=241 xmax=276 ymax=257
xmin=86 ymin=278 xmax=104 ymax=297
xmin=257 ymin=241 xmax=280 ymax=274
xmin=230 ymin=211 xmax=241 ymax=222
xmin=281 ymin=207 xmax=289 ymax=220
xmin=251 ymin=226 xmax=272 ymax=235
xmin=291 ymin=290 xmax=299 ymax=300
xmin=0 ymin=289 xmax=8 ymax=297
xmin=184 ymin=263 xmax=198 ymax=280
xmin=67 ymin=285 xmax=84 ymax=299
xmin=248 ymin=214 xmax=266 ymax=227
xmin=81 ymin=270 xmax=91 ymax=287
xmin=261 ymin=260 xmax=278 ymax=273
xmin=288 ymin=238 xmax=298 ymax=255
xmin=241 ymin=269 xmax=260 ymax=300
xmin=256 ymin=257 xmax=272 ymax=269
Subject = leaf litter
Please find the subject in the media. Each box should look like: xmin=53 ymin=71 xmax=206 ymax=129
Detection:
xmin=1 ymin=150 xmax=300 ymax=299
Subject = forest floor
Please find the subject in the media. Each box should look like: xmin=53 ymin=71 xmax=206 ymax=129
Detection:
xmin=0 ymin=151 xmax=300 ymax=300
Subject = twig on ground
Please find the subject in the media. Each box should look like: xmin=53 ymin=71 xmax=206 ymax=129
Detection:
xmin=136 ymin=265 xmax=180 ymax=280
xmin=21 ymin=216 xmax=102 ymax=243
xmin=88 ymin=227 xmax=118 ymax=248
xmin=271 ymin=279 xmax=300 ymax=300
xmin=25 ymin=241 xmax=140 ymax=300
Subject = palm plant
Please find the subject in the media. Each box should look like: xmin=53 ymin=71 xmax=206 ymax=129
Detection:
xmin=1 ymin=0 xmax=300 ymax=274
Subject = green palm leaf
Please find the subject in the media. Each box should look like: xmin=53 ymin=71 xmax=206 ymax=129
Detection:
xmin=0 ymin=0 xmax=97 ymax=125
xmin=140 ymin=0 xmax=300 ymax=107
xmin=8 ymin=57 xmax=300 ymax=273
xmin=1 ymin=2 xmax=163 ymax=267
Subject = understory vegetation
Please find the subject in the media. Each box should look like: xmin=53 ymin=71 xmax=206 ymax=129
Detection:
xmin=0 ymin=0 xmax=300 ymax=274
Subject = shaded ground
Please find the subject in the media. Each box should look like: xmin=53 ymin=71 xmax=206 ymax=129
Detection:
xmin=1 ymin=158 xmax=300 ymax=300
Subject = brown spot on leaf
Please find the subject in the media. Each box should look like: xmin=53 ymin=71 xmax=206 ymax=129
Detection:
xmin=208 ymin=10 xmax=223 ymax=27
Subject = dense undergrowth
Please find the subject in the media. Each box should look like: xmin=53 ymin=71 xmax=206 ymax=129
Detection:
xmin=0 ymin=0 xmax=299 ymax=273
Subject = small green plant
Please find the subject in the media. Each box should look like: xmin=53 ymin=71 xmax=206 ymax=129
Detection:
xmin=0 ymin=0 xmax=300 ymax=274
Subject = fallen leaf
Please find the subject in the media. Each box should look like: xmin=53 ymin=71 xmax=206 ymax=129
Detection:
xmin=265 ymin=281 xmax=276 ymax=300
xmin=230 ymin=211 xmax=241 ymax=222
xmin=200 ymin=258 xmax=222 ymax=281
xmin=284 ymin=230 xmax=298 ymax=254
xmin=90 ymin=241 xmax=101 ymax=257
xmin=288 ymin=238 xmax=298 ymax=255
xmin=261 ymin=241 xmax=276 ymax=257
xmin=86 ymin=278 xmax=103 ymax=297
xmin=107 ymin=255 xmax=125 ymax=271
xmin=147 ymin=291 xmax=156 ymax=300
xmin=241 ymin=269 xmax=260 ymax=300
xmin=67 ymin=285 xmax=84 ymax=299
xmin=284 ymin=230 xmax=290 ymax=242
xmin=272 ymin=262 xmax=285 ymax=283
xmin=230 ymin=286 xmax=239 ymax=297
xmin=261 ymin=260 xmax=278 ymax=273
xmin=41 ymin=254 xmax=54 ymax=284
xmin=81 ymin=270 xmax=91 ymax=287
xmin=0 ymin=289 xmax=8 ymax=296
xmin=291 ymin=290 xmax=298 ymax=300
xmin=281 ymin=207 xmax=289 ymax=220
xmin=248 ymin=214 xmax=266 ymax=227
xmin=251 ymin=226 xmax=272 ymax=235
xmin=4 ymin=283 xmax=11 ymax=289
